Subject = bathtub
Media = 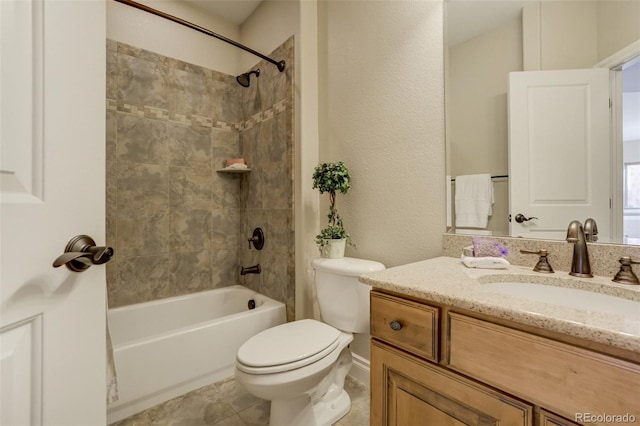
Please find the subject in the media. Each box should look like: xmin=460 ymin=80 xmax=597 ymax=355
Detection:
xmin=106 ymin=285 xmax=286 ymax=424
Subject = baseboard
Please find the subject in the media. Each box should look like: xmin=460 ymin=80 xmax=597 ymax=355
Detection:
xmin=349 ymin=353 xmax=370 ymax=388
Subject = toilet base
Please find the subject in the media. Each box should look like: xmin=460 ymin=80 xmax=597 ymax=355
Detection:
xmin=314 ymin=388 xmax=351 ymax=425
xmin=270 ymin=389 xmax=351 ymax=426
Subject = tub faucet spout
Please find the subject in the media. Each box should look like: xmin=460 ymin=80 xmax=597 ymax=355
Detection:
xmin=241 ymin=264 xmax=261 ymax=275
xmin=566 ymin=220 xmax=593 ymax=278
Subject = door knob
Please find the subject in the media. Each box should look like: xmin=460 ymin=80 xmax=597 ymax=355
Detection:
xmin=514 ymin=214 xmax=538 ymax=223
xmin=53 ymin=235 xmax=114 ymax=272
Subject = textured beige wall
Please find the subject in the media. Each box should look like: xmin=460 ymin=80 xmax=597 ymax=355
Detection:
xmin=540 ymin=2 xmax=598 ymax=70
xmin=597 ymin=1 xmax=640 ymax=62
xmin=449 ymin=18 xmax=521 ymax=178
xmin=318 ymin=0 xmax=446 ymax=363
xmin=448 ymin=17 xmax=521 ymax=235
xmin=107 ymin=0 xmax=240 ymax=75
xmin=240 ymin=1 xmax=300 ymax=72
xmin=523 ymin=1 xmax=639 ymax=70
xmin=318 ymin=0 xmax=446 ymax=269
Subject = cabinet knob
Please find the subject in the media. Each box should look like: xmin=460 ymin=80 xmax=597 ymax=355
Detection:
xmin=389 ymin=321 xmax=403 ymax=331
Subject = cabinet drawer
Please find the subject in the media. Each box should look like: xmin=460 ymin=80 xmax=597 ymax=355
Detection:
xmin=370 ymin=291 xmax=438 ymax=361
xmin=447 ymin=312 xmax=640 ymax=424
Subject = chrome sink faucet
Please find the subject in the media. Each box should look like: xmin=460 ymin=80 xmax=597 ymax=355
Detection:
xmin=566 ymin=220 xmax=593 ymax=278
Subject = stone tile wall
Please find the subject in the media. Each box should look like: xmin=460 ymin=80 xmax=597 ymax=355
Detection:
xmin=106 ymin=38 xmax=294 ymax=315
xmin=237 ymin=38 xmax=295 ymax=321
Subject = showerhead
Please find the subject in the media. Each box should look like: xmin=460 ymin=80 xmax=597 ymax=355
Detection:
xmin=236 ymin=69 xmax=260 ymax=87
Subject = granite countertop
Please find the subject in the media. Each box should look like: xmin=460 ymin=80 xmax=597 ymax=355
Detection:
xmin=360 ymin=256 xmax=640 ymax=353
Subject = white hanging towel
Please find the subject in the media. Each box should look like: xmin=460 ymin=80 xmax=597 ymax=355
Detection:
xmin=455 ymin=174 xmax=494 ymax=229
xmin=106 ymin=288 xmax=119 ymax=404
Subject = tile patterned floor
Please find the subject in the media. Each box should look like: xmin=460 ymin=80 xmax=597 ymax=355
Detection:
xmin=110 ymin=375 xmax=369 ymax=426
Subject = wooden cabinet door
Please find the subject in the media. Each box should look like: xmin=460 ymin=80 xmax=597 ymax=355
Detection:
xmin=371 ymin=340 xmax=533 ymax=426
xmin=447 ymin=312 xmax=640 ymax=423
xmin=538 ymin=409 xmax=580 ymax=426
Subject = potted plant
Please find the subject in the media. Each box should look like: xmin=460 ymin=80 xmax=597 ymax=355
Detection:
xmin=312 ymin=162 xmax=355 ymax=258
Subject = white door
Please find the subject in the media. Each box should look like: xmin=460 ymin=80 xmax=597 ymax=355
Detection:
xmin=1 ymin=1 xmax=107 ymax=424
xmin=509 ymin=68 xmax=611 ymax=240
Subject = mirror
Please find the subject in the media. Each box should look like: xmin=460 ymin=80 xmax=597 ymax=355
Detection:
xmin=444 ymin=0 xmax=640 ymax=244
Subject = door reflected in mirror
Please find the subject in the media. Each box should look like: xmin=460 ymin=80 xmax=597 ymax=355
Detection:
xmin=444 ymin=0 xmax=640 ymax=245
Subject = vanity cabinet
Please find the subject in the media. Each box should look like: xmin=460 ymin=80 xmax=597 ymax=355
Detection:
xmin=370 ymin=290 xmax=640 ymax=426
xmin=371 ymin=340 xmax=533 ymax=425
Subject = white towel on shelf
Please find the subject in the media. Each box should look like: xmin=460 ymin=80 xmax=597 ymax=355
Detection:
xmin=455 ymin=174 xmax=494 ymax=229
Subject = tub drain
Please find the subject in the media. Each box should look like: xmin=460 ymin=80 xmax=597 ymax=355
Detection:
xmin=248 ymin=299 xmax=256 ymax=310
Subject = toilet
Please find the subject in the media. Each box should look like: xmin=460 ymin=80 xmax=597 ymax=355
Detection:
xmin=234 ymin=257 xmax=385 ymax=426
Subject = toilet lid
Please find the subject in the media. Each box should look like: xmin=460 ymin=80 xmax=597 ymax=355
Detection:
xmin=236 ymin=319 xmax=340 ymax=372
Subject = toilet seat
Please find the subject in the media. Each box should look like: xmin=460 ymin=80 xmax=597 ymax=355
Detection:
xmin=236 ymin=319 xmax=341 ymax=375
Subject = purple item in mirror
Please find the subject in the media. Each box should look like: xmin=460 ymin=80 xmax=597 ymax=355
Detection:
xmin=471 ymin=237 xmax=509 ymax=257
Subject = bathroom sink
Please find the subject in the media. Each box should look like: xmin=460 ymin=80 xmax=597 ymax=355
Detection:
xmin=481 ymin=281 xmax=640 ymax=318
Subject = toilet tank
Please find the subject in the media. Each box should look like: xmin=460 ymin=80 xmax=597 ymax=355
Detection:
xmin=312 ymin=257 xmax=385 ymax=333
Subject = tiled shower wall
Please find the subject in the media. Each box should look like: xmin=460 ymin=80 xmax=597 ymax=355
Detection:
xmin=238 ymin=38 xmax=295 ymax=321
xmin=106 ymin=38 xmax=294 ymax=319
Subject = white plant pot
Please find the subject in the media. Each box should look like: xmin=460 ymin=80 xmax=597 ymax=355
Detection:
xmin=322 ymin=238 xmax=346 ymax=259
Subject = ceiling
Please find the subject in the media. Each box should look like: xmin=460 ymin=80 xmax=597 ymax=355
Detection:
xmin=180 ymin=0 xmax=263 ymax=25
xmin=174 ymin=1 xmax=601 ymax=52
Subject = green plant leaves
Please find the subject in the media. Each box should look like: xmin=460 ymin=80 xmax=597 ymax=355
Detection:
xmin=312 ymin=162 xmax=351 ymax=195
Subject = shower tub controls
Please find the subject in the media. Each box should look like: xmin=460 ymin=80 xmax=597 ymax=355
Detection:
xmin=248 ymin=227 xmax=265 ymax=250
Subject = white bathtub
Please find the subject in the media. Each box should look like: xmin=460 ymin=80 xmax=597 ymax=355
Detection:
xmin=106 ymin=285 xmax=286 ymax=424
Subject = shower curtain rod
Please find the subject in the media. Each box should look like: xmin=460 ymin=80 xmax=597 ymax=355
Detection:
xmin=113 ymin=0 xmax=286 ymax=72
